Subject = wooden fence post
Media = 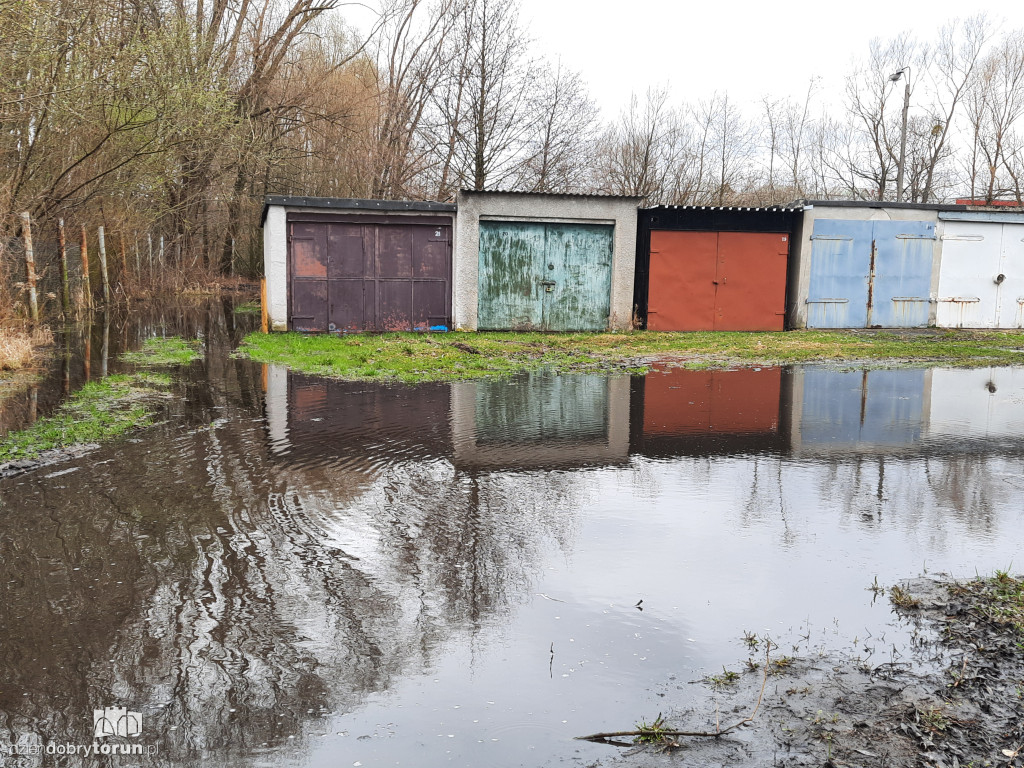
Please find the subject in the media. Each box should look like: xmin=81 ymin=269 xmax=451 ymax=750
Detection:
xmin=80 ymin=225 xmax=92 ymax=310
xmin=97 ymin=226 xmax=110 ymax=306
xmin=58 ymin=219 xmax=71 ymax=318
xmin=261 ymin=278 xmax=268 ymax=333
xmin=19 ymin=212 xmax=39 ymax=322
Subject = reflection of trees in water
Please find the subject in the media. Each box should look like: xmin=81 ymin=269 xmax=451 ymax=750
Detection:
xmin=625 ymin=450 xmax=1020 ymax=551
xmin=815 ymin=453 xmax=1014 ymax=539
xmin=0 ymin=393 xmax=586 ymax=766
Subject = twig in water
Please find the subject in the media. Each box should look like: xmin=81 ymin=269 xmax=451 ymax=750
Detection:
xmin=575 ymin=645 xmax=773 ymax=744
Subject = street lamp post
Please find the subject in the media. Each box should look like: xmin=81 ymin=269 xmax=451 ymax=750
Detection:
xmin=890 ymin=67 xmax=911 ymax=202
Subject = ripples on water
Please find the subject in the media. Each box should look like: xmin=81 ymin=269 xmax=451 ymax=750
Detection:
xmin=1 ymin=305 xmax=1023 ymax=767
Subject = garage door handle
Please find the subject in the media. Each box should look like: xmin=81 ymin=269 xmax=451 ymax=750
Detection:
xmin=539 ymin=280 xmax=556 ymax=286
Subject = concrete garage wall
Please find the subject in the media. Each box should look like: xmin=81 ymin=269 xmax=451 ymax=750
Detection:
xmin=453 ymin=191 xmax=642 ymax=331
xmin=263 ymin=205 xmax=289 ymax=331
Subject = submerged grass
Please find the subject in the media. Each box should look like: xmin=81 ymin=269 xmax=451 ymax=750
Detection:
xmin=233 ymin=301 xmax=261 ymax=314
xmin=0 ymin=373 xmax=170 ymax=462
xmin=238 ymin=328 xmax=1024 ymax=383
xmin=120 ymin=336 xmax=202 ymax=366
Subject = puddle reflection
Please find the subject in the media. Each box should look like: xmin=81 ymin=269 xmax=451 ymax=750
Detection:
xmin=3 ymin=318 xmax=1024 ymax=768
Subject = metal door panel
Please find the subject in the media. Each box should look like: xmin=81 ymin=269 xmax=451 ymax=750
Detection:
xmin=377 ymin=228 xmax=413 ymax=278
xmin=290 ymin=219 xmax=451 ymax=333
xmin=478 ymin=221 xmax=546 ymax=330
xmin=806 ymin=219 xmax=873 ymax=328
xmin=647 ymin=231 xmax=717 ymax=331
xmin=477 ymin=221 xmax=613 ymax=331
xmin=411 ymin=280 xmax=448 ymax=330
xmin=870 ymin=221 xmax=934 ymax=327
xmin=542 ymin=223 xmax=613 ymax=331
xmin=715 ymin=232 xmax=789 ymax=331
xmin=413 ymin=227 xmax=450 ymax=279
xmin=291 ymin=280 xmax=328 ymax=332
xmin=328 ymin=280 xmax=367 ymax=331
xmin=290 ymin=222 xmax=328 ymax=278
xmin=327 ymin=224 xmax=365 ymax=278
xmin=936 ymin=222 xmax=1000 ymax=328
xmin=378 ymin=280 xmax=413 ymax=330
xmin=999 ymin=223 xmax=1024 ymax=328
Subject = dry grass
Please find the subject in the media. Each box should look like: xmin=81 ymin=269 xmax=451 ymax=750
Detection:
xmin=0 ymin=325 xmax=54 ymax=372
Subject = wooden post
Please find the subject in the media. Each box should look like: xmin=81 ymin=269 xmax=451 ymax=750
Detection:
xmin=80 ymin=225 xmax=92 ymax=310
xmin=97 ymin=225 xmax=110 ymax=306
xmin=19 ymin=212 xmax=39 ymax=322
xmin=260 ymin=278 xmax=268 ymax=333
xmin=58 ymin=219 xmax=71 ymax=318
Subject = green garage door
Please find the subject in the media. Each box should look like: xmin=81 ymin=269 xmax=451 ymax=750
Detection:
xmin=478 ymin=221 xmax=613 ymax=331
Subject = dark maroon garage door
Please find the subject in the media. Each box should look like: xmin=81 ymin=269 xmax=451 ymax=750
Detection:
xmin=288 ymin=215 xmax=452 ymax=332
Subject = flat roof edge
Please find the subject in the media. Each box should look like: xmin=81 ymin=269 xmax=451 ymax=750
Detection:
xmin=261 ymin=196 xmax=456 ymax=225
xmin=801 ymin=199 xmax=968 ymax=212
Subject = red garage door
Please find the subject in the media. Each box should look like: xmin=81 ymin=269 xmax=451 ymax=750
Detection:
xmin=289 ymin=218 xmax=452 ymax=332
xmin=647 ymin=231 xmax=789 ymax=331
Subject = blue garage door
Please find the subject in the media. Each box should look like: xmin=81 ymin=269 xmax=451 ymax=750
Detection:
xmin=807 ymin=219 xmax=935 ymax=328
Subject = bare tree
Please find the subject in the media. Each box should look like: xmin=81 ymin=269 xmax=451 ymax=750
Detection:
xmin=964 ymin=30 xmax=1024 ymax=202
xmin=594 ymin=87 xmax=682 ymax=202
xmin=427 ymin=0 xmax=538 ymax=198
xmin=516 ymin=61 xmax=600 ymax=193
xmin=916 ymin=15 xmax=993 ymax=201
xmin=842 ymin=34 xmax=920 ymax=200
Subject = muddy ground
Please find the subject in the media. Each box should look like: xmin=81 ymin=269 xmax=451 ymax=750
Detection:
xmin=589 ymin=577 xmax=1024 ymax=768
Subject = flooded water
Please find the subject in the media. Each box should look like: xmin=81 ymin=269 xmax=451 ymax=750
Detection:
xmin=2 ymin=303 xmax=1024 ymax=767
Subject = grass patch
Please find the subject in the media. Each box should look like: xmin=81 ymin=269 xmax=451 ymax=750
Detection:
xmin=236 ymin=328 xmax=1024 ymax=383
xmin=950 ymin=571 xmax=1024 ymax=636
xmin=632 ymin=713 xmax=672 ymax=745
xmin=120 ymin=336 xmax=202 ymax=366
xmin=890 ymin=585 xmax=922 ymax=609
xmin=0 ymin=374 xmax=170 ymax=462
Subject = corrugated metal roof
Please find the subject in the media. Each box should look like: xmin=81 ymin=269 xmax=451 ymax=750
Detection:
xmin=643 ymin=204 xmax=801 ymax=212
xmin=260 ymin=195 xmax=456 ymax=225
xmin=459 ymin=189 xmax=644 ymax=200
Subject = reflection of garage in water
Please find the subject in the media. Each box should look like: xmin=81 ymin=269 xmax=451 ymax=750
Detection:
xmin=789 ymin=368 xmax=929 ymax=454
xmin=262 ymin=196 xmax=455 ymax=332
xmin=451 ymin=373 xmax=631 ymax=469
xmin=629 ymin=367 xmax=790 ymax=456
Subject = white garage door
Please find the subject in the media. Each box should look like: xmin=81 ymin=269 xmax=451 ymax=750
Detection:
xmin=937 ymin=218 xmax=1024 ymax=328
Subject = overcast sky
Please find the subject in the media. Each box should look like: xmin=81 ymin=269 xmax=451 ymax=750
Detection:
xmin=343 ymin=0 xmax=1024 ymax=118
